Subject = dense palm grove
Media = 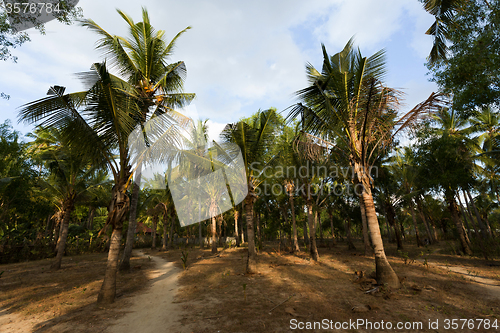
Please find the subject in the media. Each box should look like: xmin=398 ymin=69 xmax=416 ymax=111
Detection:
xmin=1 ymin=1 xmax=499 ymax=304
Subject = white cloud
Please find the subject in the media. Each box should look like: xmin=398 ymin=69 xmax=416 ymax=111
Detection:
xmin=0 ymin=0 xmax=439 ymax=136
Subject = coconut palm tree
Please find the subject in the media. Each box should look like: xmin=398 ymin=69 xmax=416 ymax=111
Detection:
xmin=221 ymin=108 xmax=280 ymax=273
xmin=27 ymin=126 xmax=106 ymax=270
xmin=81 ymin=8 xmax=195 ymax=271
xmin=19 ymin=63 xmax=143 ymax=303
xmin=287 ymin=39 xmax=443 ymax=287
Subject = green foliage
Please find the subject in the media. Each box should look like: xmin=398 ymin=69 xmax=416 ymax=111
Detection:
xmin=180 ymin=250 xmax=188 ymax=269
xmin=414 ymin=108 xmax=476 ymax=193
xmin=428 ymin=0 xmax=500 ymax=115
xmin=68 ymin=224 xmax=85 ymax=237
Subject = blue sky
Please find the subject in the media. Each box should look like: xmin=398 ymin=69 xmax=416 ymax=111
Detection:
xmin=0 ymin=0 xmax=437 ymax=141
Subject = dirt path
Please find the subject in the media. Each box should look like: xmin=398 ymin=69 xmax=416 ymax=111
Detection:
xmin=107 ymin=250 xmax=191 ymax=333
xmin=418 ymin=259 xmax=500 ymax=300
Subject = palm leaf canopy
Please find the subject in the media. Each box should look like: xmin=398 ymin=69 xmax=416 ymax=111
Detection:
xmin=18 ymin=62 xmax=141 ymax=181
xmin=81 ymin=8 xmax=195 ymax=116
xmin=288 ymin=39 xmax=443 ymax=167
xmin=221 ymin=108 xmax=280 ymax=185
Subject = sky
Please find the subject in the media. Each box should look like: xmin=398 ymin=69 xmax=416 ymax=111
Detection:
xmin=0 ymin=0 xmax=437 ymax=142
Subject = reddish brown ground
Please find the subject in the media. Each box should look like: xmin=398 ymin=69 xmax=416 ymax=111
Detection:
xmin=1 ymin=240 xmax=499 ymax=333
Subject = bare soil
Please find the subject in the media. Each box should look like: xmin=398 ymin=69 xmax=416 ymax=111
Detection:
xmin=1 ymin=239 xmax=499 ymax=333
xmin=0 ymin=251 xmax=155 ymax=332
xmin=148 ymin=240 xmax=500 ymax=333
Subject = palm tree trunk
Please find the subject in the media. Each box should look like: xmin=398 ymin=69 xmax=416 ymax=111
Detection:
xmin=87 ymin=207 xmax=95 ymax=231
xmin=357 ymin=165 xmax=400 ymax=288
xmin=234 ymin=208 xmax=240 ymax=247
xmin=359 ymin=197 xmax=371 ymax=255
xmin=211 ymin=215 xmax=217 ymax=254
xmin=241 ymin=202 xmax=245 ymax=244
xmin=97 ymin=180 xmax=130 ymax=304
xmin=120 ymin=168 xmax=141 ymax=271
xmin=446 ymin=190 xmax=472 ymax=256
xmin=423 ymin=205 xmax=440 ymax=241
xmin=162 ymin=211 xmax=168 ymax=250
xmin=318 ymin=211 xmax=323 ymax=244
xmin=384 ymin=217 xmax=393 ymax=243
xmin=306 ymin=200 xmax=319 ymax=261
xmin=416 ymin=197 xmax=435 ymax=244
xmin=54 ymin=211 xmax=63 ymax=250
xmin=51 ymin=199 xmax=74 ymax=270
xmin=97 ymin=227 xmax=122 ymax=304
xmin=151 ymin=215 xmax=158 ymax=250
xmin=245 ymin=194 xmax=257 ymax=273
xmin=256 ymin=211 xmax=262 ymax=250
xmin=466 ymin=189 xmax=490 ymax=238
xmin=385 ymin=201 xmax=402 ymax=250
xmin=289 ymin=194 xmax=300 ymax=252
xmin=44 ymin=214 xmax=53 ymax=238
xmin=409 ymin=200 xmax=422 ymax=247
xmin=457 ymin=195 xmax=474 ymax=239
xmin=328 ymin=210 xmax=336 ymax=247
xmin=169 ymin=211 xmax=174 ymax=249
xmin=346 ymin=218 xmax=356 ymax=250
xmin=303 ymin=212 xmax=309 ymax=247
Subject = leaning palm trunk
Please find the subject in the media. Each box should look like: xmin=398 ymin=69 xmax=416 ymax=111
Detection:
xmin=359 ymin=196 xmax=372 ymax=255
xmin=306 ymin=200 xmax=319 ymax=261
xmin=245 ymin=193 xmax=258 ymax=273
xmin=409 ymin=200 xmax=423 ymax=247
xmin=466 ymin=190 xmax=490 ymax=238
xmin=356 ymin=164 xmax=400 ymax=288
xmin=457 ymin=195 xmax=474 ymax=238
xmin=51 ymin=199 xmax=74 ymax=270
xmin=416 ymin=197 xmax=435 ymax=244
xmin=97 ymin=180 xmax=130 ymax=304
xmin=446 ymin=190 xmax=472 ymax=256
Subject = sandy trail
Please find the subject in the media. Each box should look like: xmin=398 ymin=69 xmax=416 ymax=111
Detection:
xmin=107 ymin=250 xmax=191 ymax=333
xmin=417 ymin=259 xmax=500 ymax=300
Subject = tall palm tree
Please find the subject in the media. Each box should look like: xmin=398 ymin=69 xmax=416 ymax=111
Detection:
xmin=287 ymin=39 xmax=442 ymax=287
xmin=81 ymin=8 xmax=195 ymax=271
xmin=19 ymin=63 xmax=142 ymax=303
xmin=222 ymin=109 xmax=280 ymax=273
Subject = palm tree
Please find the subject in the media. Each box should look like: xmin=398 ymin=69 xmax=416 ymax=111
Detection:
xmin=19 ymin=64 xmax=142 ymax=303
xmin=81 ymin=8 xmax=194 ymax=271
xmin=287 ymin=39 xmax=443 ymax=287
xmin=27 ymin=126 xmax=103 ymax=270
xmin=221 ymin=109 xmax=280 ymax=273
xmin=471 ymin=107 xmax=500 ymax=203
